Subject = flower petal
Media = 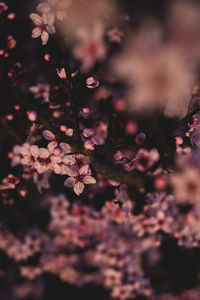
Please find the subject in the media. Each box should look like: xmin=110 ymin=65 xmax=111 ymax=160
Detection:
xmin=48 ymin=25 xmax=56 ymax=34
xmin=74 ymin=182 xmax=84 ymax=195
xmin=79 ymin=164 xmax=90 ymax=175
xmin=37 ymin=3 xmax=51 ymax=13
xmin=42 ymin=130 xmax=55 ymax=141
xmin=60 ymin=142 xmax=71 ymax=153
xmin=64 ymin=177 xmax=75 ymax=188
xmin=61 ymin=165 xmax=78 ymax=176
xmin=56 ymin=68 xmax=66 ymax=79
xmin=41 ymin=31 xmax=49 ymax=45
xmin=63 ymin=155 xmax=75 ymax=165
xmin=56 ymin=11 xmax=67 ymax=21
xmin=30 ymin=13 xmax=42 ymax=26
xmin=30 ymin=145 xmax=39 ymax=157
xmin=42 ymin=12 xmax=55 ymax=25
xmin=47 ymin=141 xmax=57 ymax=154
xmin=83 ymin=176 xmax=96 ymax=184
xmin=39 ymin=148 xmax=49 ymax=159
xmin=32 ymin=27 xmax=42 ymax=38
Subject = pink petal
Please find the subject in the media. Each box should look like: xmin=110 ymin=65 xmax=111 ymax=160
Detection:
xmin=60 ymin=142 xmax=71 ymax=153
xmin=39 ymin=148 xmax=49 ymax=159
xmin=29 ymin=13 xmax=42 ymax=26
xmin=32 ymin=27 xmax=42 ymax=38
xmin=41 ymin=31 xmax=49 ymax=45
xmin=42 ymin=12 xmax=55 ymax=26
xmin=47 ymin=141 xmax=57 ymax=154
xmin=74 ymin=182 xmax=84 ymax=195
xmin=79 ymin=164 xmax=90 ymax=175
xmin=64 ymin=177 xmax=75 ymax=188
xmin=30 ymin=145 xmax=39 ymax=157
xmin=42 ymin=130 xmax=55 ymax=141
xmin=37 ymin=3 xmax=50 ymax=13
xmin=56 ymin=68 xmax=66 ymax=79
xmin=83 ymin=176 xmax=96 ymax=184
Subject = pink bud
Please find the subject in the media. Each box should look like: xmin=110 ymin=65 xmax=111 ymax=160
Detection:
xmin=27 ymin=111 xmax=37 ymax=122
xmin=52 ymin=110 xmax=61 ymax=118
xmin=114 ymin=151 xmax=124 ymax=161
xmin=135 ymin=132 xmax=146 ymax=145
xmin=44 ymin=53 xmax=51 ymax=61
xmin=65 ymin=128 xmax=73 ymax=136
xmin=84 ymin=140 xmax=95 ymax=150
xmin=83 ymin=128 xmax=94 ymax=137
xmin=7 ymin=36 xmax=16 ymax=49
xmin=7 ymin=13 xmax=15 ymax=20
xmin=125 ymin=120 xmax=138 ymax=135
xmin=14 ymin=104 xmax=20 ymax=111
xmin=56 ymin=68 xmax=66 ymax=79
xmin=86 ymin=77 xmax=99 ymax=89
xmin=6 ymin=114 xmax=13 ymax=121
xmin=114 ymin=98 xmax=127 ymax=112
xmin=42 ymin=130 xmax=55 ymax=141
xmin=175 ymin=136 xmax=183 ymax=145
xmin=60 ymin=125 xmax=67 ymax=132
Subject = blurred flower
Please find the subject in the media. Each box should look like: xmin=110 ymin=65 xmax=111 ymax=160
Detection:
xmin=171 ymin=167 xmax=200 ymax=203
xmin=37 ymin=0 xmax=71 ymax=21
xmin=167 ymin=1 xmax=200 ymax=59
xmin=0 ymin=2 xmax=8 ymax=13
xmin=29 ymin=83 xmax=50 ymax=103
xmin=73 ymin=22 xmax=107 ymax=72
xmin=107 ymin=27 xmax=124 ymax=44
xmin=112 ymin=20 xmax=196 ymax=117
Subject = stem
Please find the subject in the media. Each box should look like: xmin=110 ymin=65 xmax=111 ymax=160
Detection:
xmin=55 ymin=25 xmax=81 ymax=144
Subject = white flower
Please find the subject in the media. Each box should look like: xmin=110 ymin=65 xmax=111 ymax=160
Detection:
xmin=29 ymin=12 xmax=55 ymax=45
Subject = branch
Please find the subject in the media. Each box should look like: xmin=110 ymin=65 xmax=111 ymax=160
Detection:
xmin=173 ymin=106 xmax=200 ymax=131
xmin=11 ymin=88 xmax=151 ymax=190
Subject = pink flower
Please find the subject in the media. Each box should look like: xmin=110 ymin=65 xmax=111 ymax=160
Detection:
xmin=29 ymin=12 xmax=55 ymax=45
xmin=125 ymin=148 xmax=159 ymax=172
xmin=73 ymin=22 xmax=107 ymax=72
xmin=29 ymin=83 xmax=50 ymax=103
xmin=36 ymin=141 xmax=63 ymax=174
xmin=37 ymin=0 xmax=71 ymax=21
xmin=64 ymin=154 xmax=96 ymax=195
xmin=0 ymin=2 xmax=8 ymax=13
xmin=0 ymin=174 xmax=20 ymax=190
xmin=20 ymin=144 xmax=40 ymax=168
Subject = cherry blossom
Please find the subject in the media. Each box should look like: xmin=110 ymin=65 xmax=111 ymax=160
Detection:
xmin=37 ymin=0 xmax=71 ymax=21
xmin=64 ymin=162 xmax=96 ymax=195
xmin=29 ymin=83 xmax=50 ymax=103
xmin=73 ymin=22 xmax=107 ymax=72
xmin=29 ymin=12 xmax=55 ymax=45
